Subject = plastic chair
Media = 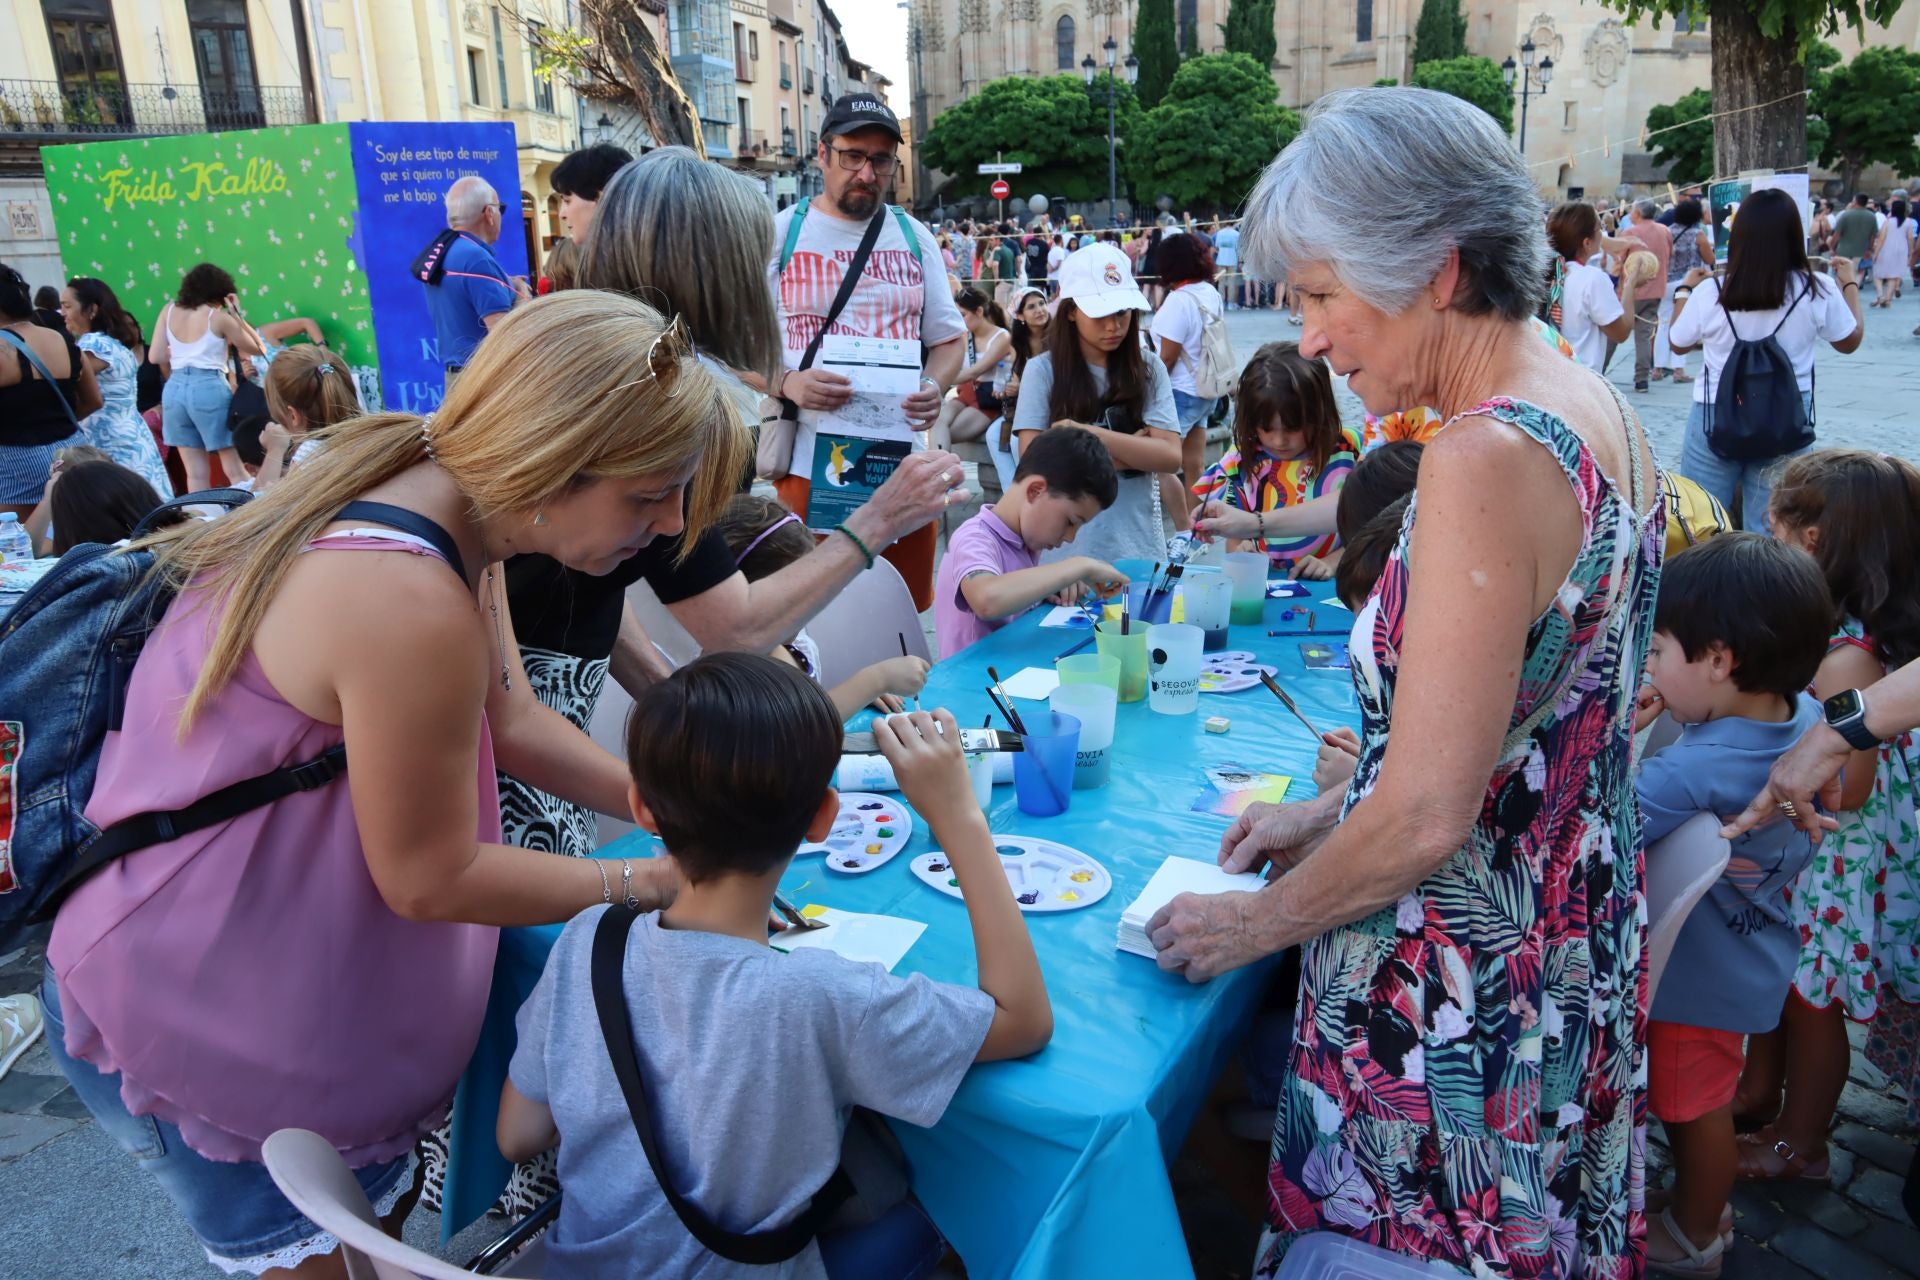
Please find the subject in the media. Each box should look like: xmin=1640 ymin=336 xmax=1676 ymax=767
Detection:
xmin=1641 ymin=710 xmax=1684 ymax=759
xmin=260 ymin=1129 xmax=551 ymax=1279
xmin=800 ymin=556 xmax=932 ymax=687
xmin=1644 ymin=812 xmax=1731 ymax=1006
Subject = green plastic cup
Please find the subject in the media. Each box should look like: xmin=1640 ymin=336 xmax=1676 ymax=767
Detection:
xmin=1056 ymin=653 xmax=1121 ymax=694
xmin=1094 ymin=620 xmax=1149 ymax=703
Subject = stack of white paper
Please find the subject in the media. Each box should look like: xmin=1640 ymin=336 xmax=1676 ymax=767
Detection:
xmin=1117 ymin=856 xmax=1265 ymax=959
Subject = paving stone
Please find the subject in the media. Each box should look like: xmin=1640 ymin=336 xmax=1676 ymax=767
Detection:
xmin=1829 ymin=1144 xmax=1860 ymax=1191
xmin=1842 ymin=1081 xmax=1913 ymax=1133
xmin=1848 ymin=1167 xmax=1912 ymax=1222
xmin=1853 ymin=1054 xmax=1892 ymax=1091
xmin=0 ymin=1070 xmax=68 ymax=1113
xmin=1720 ymin=1242 xmax=1819 ymax=1280
xmin=1836 ymin=1123 xmax=1917 ymax=1178
xmin=1730 ymin=1183 xmax=1787 ymax=1241
xmin=35 ymin=1087 xmax=93 ymax=1122
xmin=1855 ymin=1216 xmax=1920 ymax=1273
xmin=1770 ymin=1222 xmax=1910 ymax=1280
xmin=0 ymin=1112 xmax=78 ymax=1161
xmin=1770 ymin=1178 xmax=1871 ymax=1237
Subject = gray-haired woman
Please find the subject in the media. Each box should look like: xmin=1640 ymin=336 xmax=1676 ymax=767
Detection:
xmin=1145 ymin=88 xmax=1664 ymax=1277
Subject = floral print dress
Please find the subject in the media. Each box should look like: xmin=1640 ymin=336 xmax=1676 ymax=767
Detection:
xmin=1257 ymin=397 xmax=1664 ymax=1280
xmin=1789 ymin=619 xmax=1920 ymax=1019
xmin=75 ymin=332 xmax=171 ymax=496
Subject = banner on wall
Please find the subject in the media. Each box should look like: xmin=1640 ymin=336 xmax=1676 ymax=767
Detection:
xmin=43 ymin=121 xmax=526 ymax=414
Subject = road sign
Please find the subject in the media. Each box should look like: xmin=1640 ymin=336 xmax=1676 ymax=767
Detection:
xmin=990 ymin=178 xmax=1011 ymax=200
xmin=977 ymin=162 xmax=1024 ymax=174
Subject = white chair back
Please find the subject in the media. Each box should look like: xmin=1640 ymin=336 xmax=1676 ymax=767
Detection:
xmin=801 ymin=556 xmax=931 ymax=687
xmin=1645 ymin=812 xmax=1731 ymax=1005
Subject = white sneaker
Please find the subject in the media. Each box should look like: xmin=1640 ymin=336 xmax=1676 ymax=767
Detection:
xmin=0 ymin=993 xmax=46 ymax=1081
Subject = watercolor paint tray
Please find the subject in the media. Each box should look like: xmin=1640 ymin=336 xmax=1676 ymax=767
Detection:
xmin=1199 ymin=651 xmax=1279 ymax=694
xmin=909 ymin=838 xmax=1112 ymax=913
xmin=797 ymin=793 xmax=915 ymax=874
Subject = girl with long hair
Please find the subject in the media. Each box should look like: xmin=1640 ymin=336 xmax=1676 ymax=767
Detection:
xmin=931 ymin=288 xmax=1015 ymax=489
xmin=57 ymin=276 xmax=171 ymax=496
xmin=1150 ymin=231 xmax=1226 ymax=532
xmin=1869 ymin=198 xmax=1914 ymax=308
xmin=150 ymin=262 xmax=266 ymax=492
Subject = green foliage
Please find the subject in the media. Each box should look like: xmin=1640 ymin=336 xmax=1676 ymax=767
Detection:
xmin=1810 ymin=46 xmax=1920 ymax=190
xmin=1409 ymin=56 xmax=1514 ymax=134
xmin=1124 ymin=53 xmax=1301 ymax=211
xmin=1644 ymin=88 xmax=1715 ymax=185
xmin=921 ymin=74 xmax=1143 ymax=202
xmin=1373 ymin=76 xmax=1402 ymax=87
xmin=1411 ymin=0 xmax=1468 ymax=65
xmin=1135 ymin=0 xmax=1181 ymax=108
xmin=1223 ymin=0 xmax=1278 ymax=70
xmin=1593 ymin=0 xmax=1904 ymax=62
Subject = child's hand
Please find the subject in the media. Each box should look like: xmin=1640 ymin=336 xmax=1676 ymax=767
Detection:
xmin=1633 ymin=684 xmax=1667 ymax=735
xmin=1312 ymin=728 xmax=1361 ymax=794
xmin=1048 ymin=582 xmax=1089 ymax=607
xmin=1076 ymin=558 xmax=1127 ymax=598
xmin=261 ymin=421 xmax=294 ymax=454
xmin=875 ymin=709 xmax=978 ymax=829
xmin=873 ymin=655 xmax=929 ymax=698
xmin=1293 ymin=555 xmax=1333 ymax=582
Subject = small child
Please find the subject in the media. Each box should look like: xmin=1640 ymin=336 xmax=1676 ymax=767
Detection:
xmin=1191 ymin=342 xmax=1358 ymax=580
xmin=231 ymin=344 xmax=359 ymax=492
xmin=1633 ymin=533 xmax=1833 ymax=1274
xmin=499 ymin=655 xmax=1051 ymax=1277
xmin=718 ymin=495 xmax=931 ymax=716
xmin=933 ymin=425 xmax=1124 ymax=656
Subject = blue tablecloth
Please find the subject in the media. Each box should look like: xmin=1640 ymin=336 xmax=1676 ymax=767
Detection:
xmin=443 ymin=567 xmax=1361 ymax=1278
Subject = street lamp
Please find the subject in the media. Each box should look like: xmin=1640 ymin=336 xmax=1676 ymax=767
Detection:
xmin=1499 ymin=38 xmax=1553 ymax=156
xmin=1082 ymin=35 xmax=1132 ymax=224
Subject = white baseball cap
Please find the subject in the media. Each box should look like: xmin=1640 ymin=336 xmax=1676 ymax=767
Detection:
xmin=1053 ymin=243 xmax=1150 ymax=318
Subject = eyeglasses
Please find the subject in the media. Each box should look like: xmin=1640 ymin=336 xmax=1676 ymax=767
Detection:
xmin=828 ymin=145 xmax=898 ymax=177
xmin=613 ymin=314 xmax=695 ymax=400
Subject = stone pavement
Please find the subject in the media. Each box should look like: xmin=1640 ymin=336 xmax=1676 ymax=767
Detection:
xmin=3 ymin=294 xmax=1918 ymax=1278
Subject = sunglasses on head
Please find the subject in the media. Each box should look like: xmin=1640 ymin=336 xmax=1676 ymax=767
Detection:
xmin=613 ymin=315 xmax=696 ymax=399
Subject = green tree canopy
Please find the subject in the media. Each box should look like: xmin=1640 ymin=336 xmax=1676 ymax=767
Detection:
xmin=1411 ymin=0 xmax=1468 ymax=65
xmin=1810 ymin=45 xmax=1920 ymax=193
xmin=1134 ymin=0 xmax=1180 ymax=108
xmin=920 ymin=74 xmax=1143 ymax=203
xmin=1223 ymin=0 xmax=1277 ymax=70
xmin=1409 ymin=56 xmax=1514 ymax=134
xmin=1124 ymin=53 xmax=1301 ymax=212
xmin=1644 ymin=88 xmax=1714 ymax=185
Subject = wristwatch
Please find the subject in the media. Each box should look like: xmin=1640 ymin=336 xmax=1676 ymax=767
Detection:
xmin=1823 ymin=688 xmax=1882 ymax=751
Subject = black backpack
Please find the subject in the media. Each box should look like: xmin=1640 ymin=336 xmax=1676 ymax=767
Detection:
xmin=1704 ymin=279 xmax=1816 ymax=463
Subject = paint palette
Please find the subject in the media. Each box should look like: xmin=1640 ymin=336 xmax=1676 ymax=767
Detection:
xmin=1199 ymin=651 xmax=1279 ymax=694
xmin=909 ymin=838 xmax=1112 ymax=913
xmin=798 ymin=793 xmax=915 ymax=874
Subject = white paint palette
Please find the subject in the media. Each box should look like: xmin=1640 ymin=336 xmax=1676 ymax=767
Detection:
xmin=909 ymin=838 xmax=1112 ymax=913
xmin=1199 ymin=651 xmax=1278 ymax=694
xmin=798 ymin=793 xmax=915 ymax=874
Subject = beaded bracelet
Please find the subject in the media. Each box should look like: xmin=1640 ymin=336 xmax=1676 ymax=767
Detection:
xmin=835 ymin=523 xmax=877 ymax=569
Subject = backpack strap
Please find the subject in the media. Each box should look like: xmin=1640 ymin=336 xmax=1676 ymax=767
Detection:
xmin=591 ymin=904 xmax=855 ymax=1265
xmin=778 ymin=203 xmax=810 ymax=276
xmin=0 ymin=328 xmax=81 ymax=431
xmin=888 ymin=205 xmax=923 ymax=270
xmin=334 ymin=501 xmax=469 ymax=583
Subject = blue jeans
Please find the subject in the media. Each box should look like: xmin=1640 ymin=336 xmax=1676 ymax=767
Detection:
xmin=818 ymin=1196 xmax=947 ymax=1280
xmin=1677 ymin=397 xmax=1812 ymax=530
xmin=1173 ymin=389 xmax=1216 ymax=434
xmin=160 ymin=366 xmax=235 ymax=451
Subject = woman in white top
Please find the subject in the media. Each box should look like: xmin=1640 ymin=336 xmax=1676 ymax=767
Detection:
xmin=1868 ymin=199 xmax=1914 ymax=308
xmin=1545 ymin=202 xmax=1633 ymax=372
xmin=1149 ymin=231 xmax=1226 ymax=532
xmin=151 ymin=262 xmax=265 ymax=493
xmin=931 ymin=288 xmax=1016 ymax=489
xmin=1668 ymin=187 xmax=1864 ymax=526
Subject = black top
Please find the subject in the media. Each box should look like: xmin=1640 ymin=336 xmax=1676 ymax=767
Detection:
xmin=1023 ymin=238 xmax=1050 ymax=281
xmin=0 ymin=328 xmax=83 ymax=447
xmin=506 ymin=526 xmax=737 ymax=661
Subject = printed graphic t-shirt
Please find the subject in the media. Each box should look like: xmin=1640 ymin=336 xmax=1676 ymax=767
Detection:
xmin=767 ymin=202 xmax=967 ymax=474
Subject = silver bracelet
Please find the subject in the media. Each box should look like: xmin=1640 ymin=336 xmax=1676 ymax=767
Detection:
xmin=597 ymin=860 xmax=611 ymax=904
xmin=621 ymin=859 xmax=640 ymax=910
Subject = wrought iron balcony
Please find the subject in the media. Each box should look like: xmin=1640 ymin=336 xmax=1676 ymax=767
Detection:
xmin=0 ymin=80 xmax=311 ymax=140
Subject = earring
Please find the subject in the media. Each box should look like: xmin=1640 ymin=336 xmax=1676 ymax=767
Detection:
xmin=533 ymin=510 xmax=548 ymax=526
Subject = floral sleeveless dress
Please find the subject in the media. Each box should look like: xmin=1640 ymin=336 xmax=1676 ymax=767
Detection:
xmin=1257 ymin=398 xmax=1665 ymax=1279
xmin=75 ymin=332 xmax=171 ymax=496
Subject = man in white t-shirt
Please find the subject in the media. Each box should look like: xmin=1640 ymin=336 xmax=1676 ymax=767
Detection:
xmin=766 ymin=92 xmax=966 ymax=608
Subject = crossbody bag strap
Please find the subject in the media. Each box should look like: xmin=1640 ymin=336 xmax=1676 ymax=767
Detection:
xmin=333 ymin=501 xmax=469 ymax=583
xmin=778 ymin=205 xmax=891 ymax=423
xmin=0 ymin=329 xmax=81 ymax=430
xmin=591 ymin=905 xmax=853 ymax=1266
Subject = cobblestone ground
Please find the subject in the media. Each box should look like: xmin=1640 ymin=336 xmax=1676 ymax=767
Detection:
xmin=3 ymin=295 xmax=1916 ymax=1278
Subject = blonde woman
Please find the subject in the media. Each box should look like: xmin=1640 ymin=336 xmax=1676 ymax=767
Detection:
xmin=43 ymin=293 xmax=738 ymax=1279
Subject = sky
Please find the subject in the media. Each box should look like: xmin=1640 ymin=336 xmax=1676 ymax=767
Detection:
xmin=837 ymin=0 xmax=912 ymax=105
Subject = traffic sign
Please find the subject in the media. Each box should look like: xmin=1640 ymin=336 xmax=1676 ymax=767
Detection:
xmin=977 ymin=162 xmax=1024 ymax=174
xmin=990 ymin=178 xmax=1011 ymax=200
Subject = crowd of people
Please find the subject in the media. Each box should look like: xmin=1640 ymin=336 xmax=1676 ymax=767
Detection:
xmin=2 ymin=82 xmax=1918 ymax=1280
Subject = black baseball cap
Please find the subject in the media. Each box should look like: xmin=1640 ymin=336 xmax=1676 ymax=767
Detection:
xmin=821 ymin=93 xmax=902 ymax=142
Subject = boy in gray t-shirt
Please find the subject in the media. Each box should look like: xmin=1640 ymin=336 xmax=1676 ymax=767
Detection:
xmin=1633 ymin=534 xmax=1831 ymax=1275
xmin=500 ymin=654 xmax=1051 ymax=1278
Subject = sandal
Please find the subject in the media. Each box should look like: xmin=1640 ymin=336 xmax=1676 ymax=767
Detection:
xmin=1670 ymin=371 xmax=1694 ymax=383
xmin=1734 ymin=1127 xmax=1830 ymax=1183
xmin=1649 ymin=369 xmax=1670 ymax=381
xmin=1646 ymin=1190 xmax=1733 ymax=1251
xmin=1648 ymin=1207 xmax=1725 ymax=1277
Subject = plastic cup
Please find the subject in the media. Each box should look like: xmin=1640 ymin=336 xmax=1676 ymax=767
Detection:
xmin=1094 ymin=619 xmax=1149 ymax=703
xmin=1057 ymin=652 xmax=1120 ymax=694
xmin=1225 ymin=552 xmax=1269 ymax=626
xmin=1050 ymin=684 xmax=1117 ymax=790
xmin=967 ymin=753 xmax=995 ymax=811
xmin=1146 ymin=622 xmax=1204 ymax=716
xmin=1123 ymin=580 xmax=1176 ymax=626
xmin=1013 ymin=711 xmax=1080 ymax=817
xmin=1181 ymin=567 xmax=1233 ymax=652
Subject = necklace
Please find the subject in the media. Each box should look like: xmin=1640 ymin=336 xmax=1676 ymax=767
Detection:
xmin=484 ymin=565 xmax=512 ymax=692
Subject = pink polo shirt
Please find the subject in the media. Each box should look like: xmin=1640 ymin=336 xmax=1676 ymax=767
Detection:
xmin=934 ymin=507 xmax=1037 ymax=656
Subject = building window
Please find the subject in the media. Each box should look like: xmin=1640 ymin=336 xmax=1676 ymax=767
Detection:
xmin=734 ymin=23 xmax=749 ymax=80
xmin=41 ymin=0 xmax=129 ymax=123
xmin=1675 ymin=9 xmax=1698 ymax=32
xmin=779 ymin=40 xmax=791 ymax=86
xmin=492 ymin=10 xmax=510 ymax=106
xmin=186 ymin=0 xmax=263 ymax=129
xmin=1355 ymin=0 xmax=1373 ymax=42
xmin=1562 ymin=101 xmax=1576 ymax=130
xmin=739 ymin=95 xmax=751 ymax=144
xmin=749 ymin=30 xmax=759 ymax=59
xmin=1055 ymin=15 xmax=1075 ymax=70
xmin=528 ymin=20 xmax=554 ymax=112
xmin=467 ymin=48 xmax=484 ymax=104
xmin=1179 ymin=0 xmax=1196 ymax=52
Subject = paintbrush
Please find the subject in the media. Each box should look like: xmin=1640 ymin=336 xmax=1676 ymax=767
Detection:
xmin=897 ymin=632 xmax=919 ymax=710
xmin=985 ymin=666 xmax=1029 ymax=734
xmin=1259 ymin=672 xmax=1324 ymax=739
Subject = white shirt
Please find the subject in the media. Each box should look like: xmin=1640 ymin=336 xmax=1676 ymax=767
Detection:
xmin=1666 ymin=273 xmax=1857 ymax=405
xmin=1047 ymin=245 xmax=1066 ymax=277
xmin=1150 ymin=281 xmax=1224 ymax=395
xmin=1556 ymin=259 xmax=1625 ymax=371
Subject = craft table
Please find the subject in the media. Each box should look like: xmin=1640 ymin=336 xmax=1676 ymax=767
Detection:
xmin=443 ymin=567 xmax=1361 ymax=1279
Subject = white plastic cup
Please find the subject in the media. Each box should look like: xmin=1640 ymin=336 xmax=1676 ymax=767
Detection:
xmin=1146 ymin=622 xmax=1205 ymax=715
xmin=1224 ymin=552 xmax=1269 ymax=626
xmin=1050 ymin=683 xmax=1117 ymax=789
xmin=968 ymin=753 xmax=995 ymax=810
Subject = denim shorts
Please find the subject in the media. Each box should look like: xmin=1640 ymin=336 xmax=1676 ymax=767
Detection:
xmin=161 ymin=366 xmax=235 ymax=451
xmin=40 ymin=969 xmax=417 ymax=1274
xmin=1173 ymin=388 xmax=1216 ymax=433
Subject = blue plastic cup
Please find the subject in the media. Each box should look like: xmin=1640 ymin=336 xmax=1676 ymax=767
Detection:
xmin=1123 ymin=580 xmax=1176 ymax=626
xmin=1013 ymin=711 xmax=1081 ymax=817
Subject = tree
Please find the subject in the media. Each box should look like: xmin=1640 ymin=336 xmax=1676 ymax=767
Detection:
xmin=1135 ymin=0 xmax=1181 ymax=108
xmin=920 ymin=74 xmax=1143 ymax=202
xmin=500 ymin=0 xmax=704 ymax=154
xmin=1810 ymin=46 xmax=1919 ymax=193
xmin=1411 ymin=0 xmax=1468 ymax=65
xmin=1594 ymin=0 xmax=1909 ymax=177
xmin=1644 ymin=89 xmax=1715 ymax=185
xmin=1409 ymin=56 xmax=1514 ymax=134
xmin=1124 ymin=53 xmax=1302 ymax=212
xmin=1223 ymin=0 xmax=1278 ymax=71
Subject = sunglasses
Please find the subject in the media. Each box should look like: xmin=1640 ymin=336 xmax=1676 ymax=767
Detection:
xmin=613 ymin=314 xmax=695 ymax=399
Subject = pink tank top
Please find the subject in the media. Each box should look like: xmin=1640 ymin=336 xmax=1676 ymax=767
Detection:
xmin=48 ymin=535 xmax=500 ymax=1166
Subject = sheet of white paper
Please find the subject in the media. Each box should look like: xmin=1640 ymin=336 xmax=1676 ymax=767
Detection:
xmin=1122 ymin=856 xmax=1265 ymax=924
xmin=815 ymin=391 xmax=912 ymax=444
xmin=1038 ymin=605 xmax=1097 ymax=630
xmin=769 ymin=907 xmax=926 ymax=971
xmin=998 ymin=666 xmax=1062 ymax=700
xmin=817 ymin=334 xmax=922 ymax=397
